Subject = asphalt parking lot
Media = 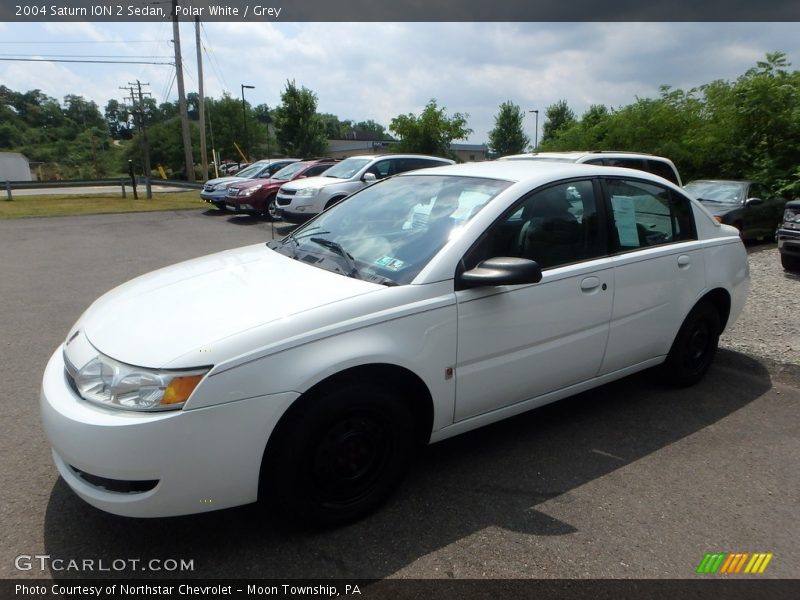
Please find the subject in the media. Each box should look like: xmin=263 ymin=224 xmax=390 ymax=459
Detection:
xmin=1 ymin=209 xmax=798 ymax=582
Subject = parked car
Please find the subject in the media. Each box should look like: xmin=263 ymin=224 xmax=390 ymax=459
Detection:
xmin=41 ymin=161 xmax=749 ymax=525
xmin=225 ymin=159 xmax=338 ymax=219
xmin=683 ymin=180 xmax=785 ymax=241
xmin=201 ymin=159 xmax=300 ymax=210
xmin=498 ymin=151 xmax=682 ymax=186
xmin=777 ymin=198 xmax=800 ymax=271
xmin=275 ymin=154 xmax=454 ymax=223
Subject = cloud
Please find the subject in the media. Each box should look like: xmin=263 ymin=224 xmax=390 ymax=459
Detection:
xmin=2 ymin=22 xmax=800 ymax=144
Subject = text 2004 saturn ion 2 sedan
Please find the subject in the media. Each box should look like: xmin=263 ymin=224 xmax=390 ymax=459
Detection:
xmin=41 ymin=161 xmax=749 ymax=525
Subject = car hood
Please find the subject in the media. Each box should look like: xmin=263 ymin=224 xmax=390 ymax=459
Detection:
xmin=696 ymin=200 xmax=740 ymax=217
xmin=77 ymin=244 xmax=381 ymax=369
xmin=205 ymin=176 xmax=248 ymax=188
xmin=229 ymin=178 xmax=274 ymax=191
xmin=281 ymin=175 xmax=346 ymax=191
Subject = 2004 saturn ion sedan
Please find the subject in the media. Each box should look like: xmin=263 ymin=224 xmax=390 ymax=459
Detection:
xmin=41 ymin=161 xmax=749 ymax=526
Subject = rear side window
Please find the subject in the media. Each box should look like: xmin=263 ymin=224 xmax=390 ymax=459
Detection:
xmin=395 ymin=158 xmax=448 ymax=173
xmin=645 ymin=159 xmax=680 ymax=185
xmin=606 ymin=178 xmax=696 ymax=251
xmin=305 ymin=164 xmax=333 ymax=177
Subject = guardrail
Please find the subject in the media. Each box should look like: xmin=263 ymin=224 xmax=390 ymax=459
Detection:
xmin=3 ymin=177 xmax=204 ymax=201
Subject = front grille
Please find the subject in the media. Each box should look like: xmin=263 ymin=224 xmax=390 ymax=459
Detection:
xmin=280 ymin=188 xmax=297 ymax=197
xmin=277 ymin=196 xmax=291 ymax=206
xmin=70 ymin=465 xmax=158 ymax=494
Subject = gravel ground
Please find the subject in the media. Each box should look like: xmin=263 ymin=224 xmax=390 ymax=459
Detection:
xmin=719 ymin=241 xmax=800 ymax=367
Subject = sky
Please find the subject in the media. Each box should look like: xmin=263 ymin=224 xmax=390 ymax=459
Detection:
xmin=1 ymin=21 xmax=799 ymax=145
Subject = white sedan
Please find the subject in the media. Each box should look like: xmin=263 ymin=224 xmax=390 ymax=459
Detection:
xmin=41 ymin=161 xmax=749 ymax=525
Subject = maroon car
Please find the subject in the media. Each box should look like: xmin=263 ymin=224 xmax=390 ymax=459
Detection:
xmin=225 ymin=159 xmax=337 ymax=219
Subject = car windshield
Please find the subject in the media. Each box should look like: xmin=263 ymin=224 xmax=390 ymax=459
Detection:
xmin=684 ymin=181 xmax=745 ymax=204
xmin=321 ymin=158 xmax=371 ymax=179
xmin=269 ymin=174 xmax=510 ymax=285
xmin=272 ymin=162 xmax=309 ymax=180
xmin=236 ymin=163 xmax=267 ymax=178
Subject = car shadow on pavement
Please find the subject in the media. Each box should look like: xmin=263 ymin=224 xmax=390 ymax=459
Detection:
xmin=43 ymin=349 xmax=771 ymax=580
xmin=201 ymin=209 xmax=230 ymax=217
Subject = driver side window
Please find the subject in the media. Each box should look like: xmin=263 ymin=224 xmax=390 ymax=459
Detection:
xmin=465 ymin=180 xmax=605 ymax=270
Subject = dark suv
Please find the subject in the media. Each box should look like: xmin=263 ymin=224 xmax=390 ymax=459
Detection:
xmin=777 ymin=199 xmax=800 ymax=271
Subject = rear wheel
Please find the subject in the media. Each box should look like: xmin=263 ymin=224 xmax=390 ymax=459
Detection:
xmin=261 ymin=383 xmax=416 ymax=526
xmin=661 ymin=302 xmax=721 ymax=387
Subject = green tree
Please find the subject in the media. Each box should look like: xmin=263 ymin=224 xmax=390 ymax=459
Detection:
xmin=272 ymin=80 xmax=327 ymax=157
xmin=487 ymin=101 xmax=529 ymax=156
xmin=389 ymin=99 xmax=472 ymax=158
xmin=541 ymin=100 xmax=577 ymax=144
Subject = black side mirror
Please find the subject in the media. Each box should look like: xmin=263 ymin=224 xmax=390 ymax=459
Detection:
xmin=458 ymin=257 xmax=542 ymax=290
xmin=745 ymin=197 xmax=764 ymax=207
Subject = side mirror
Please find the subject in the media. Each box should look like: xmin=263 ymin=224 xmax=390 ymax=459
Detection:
xmin=745 ymin=197 xmax=764 ymax=207
xmin=362 ymin=172 xmax=377 ymax=183
xmin=458 ymin=257 xmax=543 ymax=290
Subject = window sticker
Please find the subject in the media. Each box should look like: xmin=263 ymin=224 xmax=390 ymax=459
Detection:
xmin=375 ymin=256 xmax=406 ymax=271
xmin=611 ymin=195 xmax=640 ymax=247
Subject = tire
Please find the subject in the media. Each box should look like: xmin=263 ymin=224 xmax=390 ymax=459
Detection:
xmin=781 ymin=253 xmax=800 ymax=272
xmin=661 ymin=302 xmax=721 ymax=387
xmin=260 ymin=383 xmax=416 ymax=526
xmin=324 ymin=197 xmax=345 ymax=210
xmin=264 ymin=195 xmax=281 ymax=221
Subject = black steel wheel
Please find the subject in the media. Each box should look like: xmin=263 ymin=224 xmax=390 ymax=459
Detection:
xmin=661 ymin=302 xmax=721 ymax=387
xmin=261 ymin=383 xmax=416 ymax=526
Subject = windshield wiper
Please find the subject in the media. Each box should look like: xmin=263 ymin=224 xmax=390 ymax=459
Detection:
xmin=696 ymin=197 xmax=725 ymax=203
xmin=309 ymin=237 xmax=361 ymax=279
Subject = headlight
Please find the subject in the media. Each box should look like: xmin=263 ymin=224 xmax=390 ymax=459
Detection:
xmin=71 ymin=353 xmax=210 ymax=411
xmin=784 ymin=209 xmax=799 ymax=223
xmin=295 ymin=187 xmax=319 ymax=198
xmin=240 ymin=187 xmax=258 ymax=197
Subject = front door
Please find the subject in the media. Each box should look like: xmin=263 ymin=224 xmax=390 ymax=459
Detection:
xmin=454 ymin=179 xmax=613 ymax=421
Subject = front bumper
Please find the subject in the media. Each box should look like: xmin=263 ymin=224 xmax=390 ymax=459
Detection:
xmin=200 ymin=190 xmax=227 ymax=208
xmin=776 ymin=228 xmax=800 ymax=257
xmin=40 ymin=348 xmax=298 ymax=517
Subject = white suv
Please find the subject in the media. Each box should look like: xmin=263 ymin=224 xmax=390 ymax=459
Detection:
xmin=499 ymin=151 xmax=682 ymax=186
xmin=275 ymin=154 xmax=454 ymax=223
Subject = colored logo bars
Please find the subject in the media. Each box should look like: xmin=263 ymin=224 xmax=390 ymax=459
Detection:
xmin=696 ymin=552 xmax=774 ymax=574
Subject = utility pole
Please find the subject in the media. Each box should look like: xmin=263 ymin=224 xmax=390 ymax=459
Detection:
xmin=120 ymin=81 xmax=153 ymax=198
xmin=172 ymin=0 xmax=195 ymax=181
xmin=195 ymin=16 xmax=208 ymax=180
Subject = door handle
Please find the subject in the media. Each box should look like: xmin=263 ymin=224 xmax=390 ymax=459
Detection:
xmin=580 ymin=276 xmax=601 ymax=292
xmin=677 ymin=255 xmax=691 ymax=269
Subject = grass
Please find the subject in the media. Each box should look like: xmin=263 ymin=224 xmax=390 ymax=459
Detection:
xmin=0 ymin=191 xmax=204 ymax=219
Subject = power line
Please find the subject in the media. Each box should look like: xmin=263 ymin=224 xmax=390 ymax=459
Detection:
xmin=0 ymin=57 xmax=173 ymax=65
xmin=0 ymin=53 xmax=173 ymax=59
xmin=0 ymin=40 xmax=167 ymax=44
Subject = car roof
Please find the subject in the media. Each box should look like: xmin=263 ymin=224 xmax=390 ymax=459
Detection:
xmin=398 ymin=159 xmax=678 ymax=187
xmin=686 ymin=179 xmax=752 ymax=185
xmin=500 ymin=150 xmax=674 ymax=161
xmin=342 ymin=154 xmax=454 ymax=162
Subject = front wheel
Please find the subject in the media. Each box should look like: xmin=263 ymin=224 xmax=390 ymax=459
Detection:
xmin=781 ymin=253 xmax=800 ymax=272
xmin=264 ymin=195 xmax=281 ymax=221
xmin=260 ymin=383 xmax=416 ymax=526
xmin=660 ymin=302 xmax=721 ymax=387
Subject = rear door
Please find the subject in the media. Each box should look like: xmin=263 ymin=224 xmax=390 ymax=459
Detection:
xmin=598 ymin=177 xmax=706 ymax=375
